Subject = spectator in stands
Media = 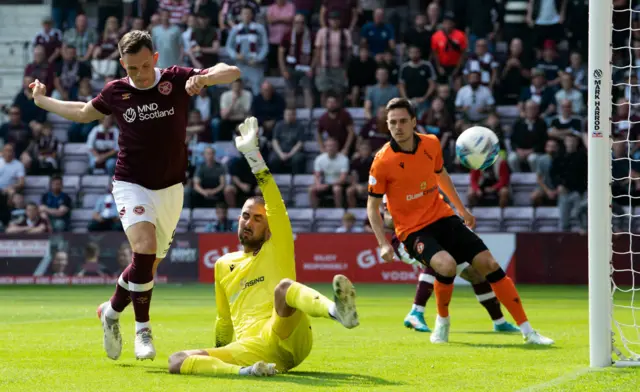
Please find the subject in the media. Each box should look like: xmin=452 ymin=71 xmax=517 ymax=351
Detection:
xmin=346 ymin=140 xmax=373 ymax=208
xmin=455 ymin=71 xmax=496 ymax=128
xmin=39 ymin=175 xmax=72 ymax=232
xmin=402 ymin=13 xmax=432 ymax=61
xmin=498 ymin=38 xmax=532 ymax=105
xmin=468 ymin=156 xmax=511 ymax=209
xmin=319 ymin=0 xmax=358 ymax=30
xmin=152 ymin=9 xmax=184 ymax=69
xmin=268 ymin=108 xmax=305 ymax=174
xmin=218 ymin=0 xmax=260 ymax=39
xmin=526 ymin=0 xmax=566 ymax=50
xmin=63 ymin=14 xmax=98 ymax=62
xmin=87 ymin=115 xmax=119 ymax=175
xmin=96 ymin=0 xmax=123 ymax=33
xmin=553 ymin=134 xmax=588 ymax=232
xmin=420 ymin=97 xmax=455 ymax=168
xmin=51 ymin=0 xmax=77 ymax=31
xmin=357 ymin=0 xmax=380 ymax=25
xmin=485 ymin=112 xmax=508 ymax=158
xmin=1 ymin=192 xmax=26 ymax=231
xmin=99 ymin=16 xmax=121 ymax=60
xmin=398 ymin=45 xmax=436 ymax=116
xmin=266 ymin=0 xmax=296 ymax=72
xmin=186 ymin=110 xmax=212 ymax=144
xmin=68 ymin=79 xmax=98 ymax=143
xmin=508 ymin=100 xmax=548 ymax=173
xmin=88 ymin=184 xmax=122 ymax=232
xmin=531 ymin=138 xmax=560 ymax=207
xmin=182 ymin=14 xmax=197 ymax=65
xmin=22 ymin=122 xmax=59 ymax=176
xmin=192 ymin=0 xmax=219 ymax=21
xmin=612 ymin=98 xmax=640 ymax=141
xmin=5 ymin=202 xmax=49 ymax=234
xmin=252 ymin=81 xmax=286 ymax=140
xmin=502 ymin=0 xmax=529 ymax=45
xmin=565 ymin=51 xmax=587 ymax=93
xmin=189 ymin=12 xmax=220 ymax=69
xmin=336 ymin=212 xmax=363 ymax=233
xmin=364 ymin=68 xmax=399 ymax=121
xmin=33 ymin=17 xmax=63 ymax=64
xmin=24 ymin=45 xmax=55 ymax=97
xmin=347 ymin=46 xmax=378 ymax=107
xmin=535 ymin=40 xmax=563 ymax=86
xmin=90 ymin=16 xmax=121 ymax=86
xmin=548 ymin=100 xmax=582 ymax=142
xmin=219 ymin=79 xmax=253 ymax=141
xmin=224 ymin=156 xmax=260 ymax=207
xmin=192 ymin=147 xmax=226 ymax=208
xmin=309 ymin=138 xmax=349 ymax=208
xmin=612 ymin=140 xmax=640 ymax=208
xmin=463 ymin=39 xmax=499 ymax=89
xmin=436 ymin=83 xmax=456 ymax=119
xmin=50 ymin=250 xmax=69 ymax=277
xmin=465 ymin=0 xmax=499 ymax=52
xmin=0 ymin=107 xmax=32 ymax=159
xmin=518 ymin=68 xmax=556 ymax=118
xmin=555 ymin=73 xmax=584 ymax=115
xmin=316 ymin=93 xmax=355 ymax=155
xmin=226 ymin=6 xmax=269 ymax=95
xmin=76 ymin=242 xmax=109 ymax=277
xmin=278 ymin=13 xmax=314 ymax=109
xmin=191 ymin=88 xmax=216 ymax=134
xmin=377 ymin=48 xmax=399 ymax=85
xmin=160 ymin=0 xmax=191 ymax=25
xmin=204 ymin=202 xmax=238 ymax=232
xmin=431 ymin=12 xmax=467 ymax=85
xmin=0 ymin=144 xmax=25 ymax=199
xmin=360 ymin=9 xmax=395 ymax=59
xmin=359 ymin=107 xmax=391 ymax=153
xmin=53 ymin=44 xmax=92 ymax=102
xmin=384 ymin=0 xmax=411 ymax=39
xmin=313 ymin=11 xmax=353 ymax=105
xmin=13 ymin=76 xmax=47 ymax=127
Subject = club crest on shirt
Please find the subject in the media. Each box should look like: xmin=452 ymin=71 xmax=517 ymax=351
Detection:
xmin=133 ymin=205 xmax=145 ymax=215
xmin=158 ymin=81 xmax=172 ymax=95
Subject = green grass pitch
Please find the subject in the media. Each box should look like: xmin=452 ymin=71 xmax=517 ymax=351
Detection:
xmin=1 ymin=284 xmax=638 ymax=392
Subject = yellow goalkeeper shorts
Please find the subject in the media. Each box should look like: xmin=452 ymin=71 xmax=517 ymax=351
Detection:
xmin=205 ymin=309 xmax=313 ymax=372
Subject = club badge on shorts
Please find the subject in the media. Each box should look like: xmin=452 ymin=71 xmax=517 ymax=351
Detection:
xmin=416 ymin=242 xmax=424 ymax=254
xmin=133 ymin=206 xmax=145 ymax=215
xmin=158 ymin=81 xmax=172 ymax=95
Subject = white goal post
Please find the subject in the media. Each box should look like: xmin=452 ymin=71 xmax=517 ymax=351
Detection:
xmin=588 ymin=0 xmax=640 ymax=368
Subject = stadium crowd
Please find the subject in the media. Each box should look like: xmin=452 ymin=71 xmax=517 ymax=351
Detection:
xmin=0 ymin=0 xmax=629 ymax=235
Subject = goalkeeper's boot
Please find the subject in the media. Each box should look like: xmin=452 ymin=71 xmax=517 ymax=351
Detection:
xmin=404 ymin=310 xmax=431 ymax=332
xmin=134 ymin=328 xmax=156 ymax=360
xmin=524 ymin=331 xmax=554 ymax=345
xmin=493 ymin=321 xmax=520 ymax=333
xmin=97 ymin=301 xmax=122 ymax=360
xmin=332 ymin=274 xmax=359 ymax=329
xmin=246 ymin=361 xmax=278 ymax=377
xmin=430 ymin=315 xmax=450 ymax=344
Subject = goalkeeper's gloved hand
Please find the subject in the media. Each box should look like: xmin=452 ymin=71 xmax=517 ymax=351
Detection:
xmin=235 ymin=116 xmax=266 ymax=173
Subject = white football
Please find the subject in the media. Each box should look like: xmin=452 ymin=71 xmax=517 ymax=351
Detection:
xmin=455 ymin=126 xmax=500 ymax=170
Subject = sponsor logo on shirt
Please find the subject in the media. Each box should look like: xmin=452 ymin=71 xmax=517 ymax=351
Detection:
xmin=240 ymin=276 xmax=265 ymax=289
xmin=123 ymin=103 xmax=175 ymax=123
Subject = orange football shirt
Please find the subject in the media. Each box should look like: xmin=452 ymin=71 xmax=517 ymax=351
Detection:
xmin=368 ymin=133 xmax=454 ymax=241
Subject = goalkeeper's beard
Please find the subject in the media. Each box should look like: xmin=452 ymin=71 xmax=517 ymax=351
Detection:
xmin=239 ymin=230 xmax=266 ymax=251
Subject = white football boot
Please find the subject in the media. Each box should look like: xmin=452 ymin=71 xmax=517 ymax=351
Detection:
xmin=430 ymin=316 xmax=450 ymax=344
xmin=524 ymin=331 xmax=555 ymax=345
xmin=331 ymin=274 xmax=359 ymax=329
xmin=246 ymin=361 xmax=278 ymax=376
xmin=134 ymin=328 xmax=156 ymax=360
xmin=97 ymin=302 xmax=122 ymax=360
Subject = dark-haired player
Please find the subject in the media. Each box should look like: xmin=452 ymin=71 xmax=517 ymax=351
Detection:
xmin=30 ymin=30 xmax=242 ymax=361
xmin=367 ymin=97 xmax=553 ymax=345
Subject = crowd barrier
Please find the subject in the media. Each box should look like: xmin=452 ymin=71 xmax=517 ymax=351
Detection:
xmin=0 ymin=232 xmax=626 ymax=285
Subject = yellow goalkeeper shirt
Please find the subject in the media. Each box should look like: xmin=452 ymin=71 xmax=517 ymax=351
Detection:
xmin=214 ymin=169 xmax=296 ymax=346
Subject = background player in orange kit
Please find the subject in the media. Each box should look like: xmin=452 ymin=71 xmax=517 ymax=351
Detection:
xmin=366 ymin=97 xmax=554 ymax=345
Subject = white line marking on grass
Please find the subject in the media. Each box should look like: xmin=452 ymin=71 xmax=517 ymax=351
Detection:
xmin=0 ymin=316 xmax=92 ymax=326
xmin=517 ymin=367 xmax=594 ymax=392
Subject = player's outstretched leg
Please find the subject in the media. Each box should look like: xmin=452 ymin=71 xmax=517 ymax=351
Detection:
xmin=277 ymin=276 xmax=359 ymax=329
xmin=457 ymin=264 xmax=519 ymax=333
xmin=472 ymin=251 xmax=553 ymax=345
xmin=403 ymin=268 xmax=433 ymax=332
xmin=96 ymin=264 xmax=132 ymax=360
xmin=168 ymin=350 xmax=277 ymax=377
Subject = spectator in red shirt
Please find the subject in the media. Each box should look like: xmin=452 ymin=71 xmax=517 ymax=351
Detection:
xmin=24 ymin=45 xmax=55 ymax=98
xmin=316 ymin=93 xmax=356 ymax=155
xmin=431 ymin=11 xmax=467 ymax=85
xmin=468 ymin=156 xmax=511 ymax=208
xmin=32 ymin=17 xmax=62 ymax=64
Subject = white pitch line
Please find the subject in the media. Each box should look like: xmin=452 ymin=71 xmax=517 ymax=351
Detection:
xmin=516 ymin=367 xmax=596 ymax=392
xmin=0 ymin=316 xmax=92 ymax=326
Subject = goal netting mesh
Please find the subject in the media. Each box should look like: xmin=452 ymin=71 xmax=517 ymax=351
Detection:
xmin=610 ymin=1 xmax=640 ymax=363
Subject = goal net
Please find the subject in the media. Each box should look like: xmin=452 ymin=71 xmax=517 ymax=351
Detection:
xmin=590 ymin=0 xmax=640 ymax=368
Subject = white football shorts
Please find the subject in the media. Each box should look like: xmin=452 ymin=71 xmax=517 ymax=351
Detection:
xmin=112 ymin=180 xmax=183 ymax=258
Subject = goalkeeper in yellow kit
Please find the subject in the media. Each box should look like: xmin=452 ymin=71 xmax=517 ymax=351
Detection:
xmin=168 ymin=117 xmax=359 ymax=377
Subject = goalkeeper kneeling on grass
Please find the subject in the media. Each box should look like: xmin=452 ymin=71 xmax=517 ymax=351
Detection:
xmin=168 ymin=117 xmax=359 ymax=377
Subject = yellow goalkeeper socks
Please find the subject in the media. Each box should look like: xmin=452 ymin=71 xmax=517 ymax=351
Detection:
xmin=180 ymin=355 xmax=242 ymax=376
xmin=285 ymin=281 xmax=334 ymax=319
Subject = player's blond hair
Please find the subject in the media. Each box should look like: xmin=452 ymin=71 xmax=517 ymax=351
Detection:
xmin=118 ymin=30 xmax=154 ymax=57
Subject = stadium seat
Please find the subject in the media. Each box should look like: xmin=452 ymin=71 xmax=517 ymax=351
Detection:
xmin=303 ymin=140 xmax=321 ymax=154
xmin=293 ymin=191 xmax=311 ymax=207
xmin=176 ymin=208 xmax=191 ymax=233
xmin=450 ymin=173 xmax=469 ymax=188
xmin=64 ymin=160 xmax=90 ymax=175
xmin=24 ymin=175 xmax=50 ymax=196
xmin=503 ymin=207 xmax=534 ymax=232
xmin=314 ymin=208 xmax=345 ymax=232
xmin=346 ymin=208 xmax=367 ymax=222
xmin=510 ymin=172 xmax=537 ymax=206
xmin=346 ymin=107 xmax=366 ymax=127
xmin=63 ymin=143 xmax=90 ymax=175
xmin=62 ymin=175 xmax=80 ymax=195
xmin=81 ymin=175 xmax=110 ymax=194
xmin=214 ymin=141 xmax=240 ymax=162
xmin=228 ymin=208 xmax=241 ymax=219
xmin=191 ymin=208 xmax=216 ymax=232
xmin=63 ymin=143 xmax=90 ymax=157
xmin=471 ymin=207 xmax=502 ymax=232
xmin=288 ymin=208 xmax=313 ymax=232
xmin=24 ymin=193 xmax=41 ymax=205
xmin=70 ymin=208 xmax=93 ymax=233
xmin=82 ymin=193 xmax=102 ymax=209
xmin=272 ymin=174 xmax=292 ymax=203
xmin=53 ymin=128 xmax=69 ymax=143
xmin=292 ymin=174 xmax=314 ymax=192
xmin=534 ymin=207 xmax=560 ymax=232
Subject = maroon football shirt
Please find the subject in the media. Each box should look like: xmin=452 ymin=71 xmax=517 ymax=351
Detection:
xmin=91 ymin=66 xmax=207 ymax=190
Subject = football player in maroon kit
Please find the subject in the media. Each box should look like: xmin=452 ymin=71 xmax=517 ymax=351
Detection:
xmin=30 ymin=30 xmax=241 ymax=361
